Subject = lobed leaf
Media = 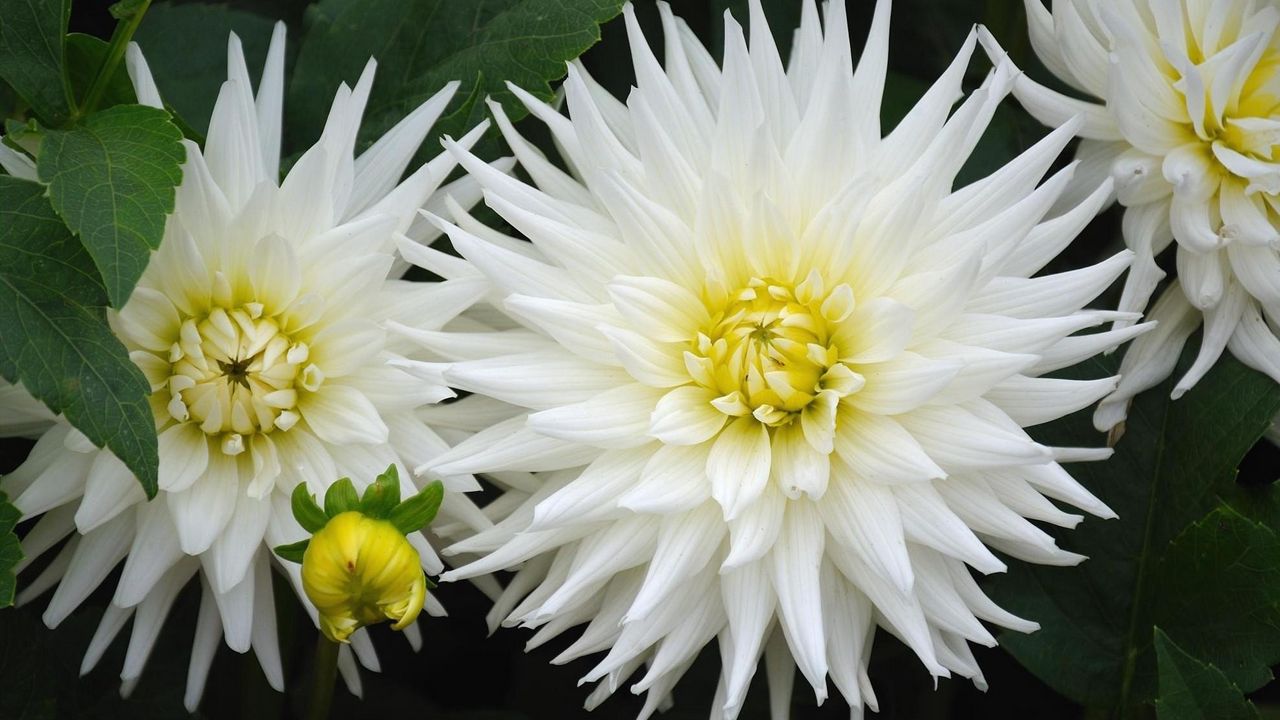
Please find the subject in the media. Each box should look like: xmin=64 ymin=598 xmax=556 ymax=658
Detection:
xmin=38 ymin=104 xmax=185 ymax=307
xmin=0 ymin=176 xmax=158 ymax=496
xmin=287 ymin=0 xmax=627 ymax=163
xmin=1154 ymin=628 xmax=1260 ymax=720
xmin=1152 ymin=506 xmax=1280 ymax=691
xmin=0 ymin=0 xmax=72 ymax=125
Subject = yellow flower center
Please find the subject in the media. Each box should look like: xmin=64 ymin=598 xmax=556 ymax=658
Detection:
xmin=1176 ymin=29 xmax=1280 ymax=180
xmin=1215 ymin=54 xmax=1280 ymax=153
xmin=690 ymin=275 xmax=859 ymax=427
xmin=164 ymin=303 xmax=314 ymax=454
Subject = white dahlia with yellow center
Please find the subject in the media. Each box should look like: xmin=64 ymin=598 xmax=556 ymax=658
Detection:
xmin=0 ymin=26 xmax=492 ymax=709
xmin=982 ymin=0 xmax=1280 ymax=430
xmin=401 ymin=1 xmax=1143 ymax=716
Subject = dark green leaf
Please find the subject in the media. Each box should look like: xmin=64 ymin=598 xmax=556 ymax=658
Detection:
xmin=291 ymin=482 xmax=329 ymax=533
xmin=0 ymin=176 xmax=158 ymax=496
xmin=324 ymin=477 xmax=359 ymax=517
xmin=0 ymin=0 xmax=72 ymax=125
xmin=1152 ymin=506 xmax=1280 ymax=692
xmin=38 ymin=104 xmax=185 ymax=307
xmin=390 ymin=480 xmax=443 ymax=535
xmin=65 ymin=34 xmax=135 ymax=110
xmin=1155 ymin=628 xmax=1260 ymax=720
xmin=273 ymin=539 xmax=310 ymax=565
xmin=988 ymin=339 xmax=1280 ymax=709
xmin=132 ymin=2 xmax=277 ymax=136
xmin=0 ymin=491 xmax=21 ymax=607
xmin=288 ymin=0 xmax=627 ymax=162
xmin=360 ymin=463 xmax=402 ymax=520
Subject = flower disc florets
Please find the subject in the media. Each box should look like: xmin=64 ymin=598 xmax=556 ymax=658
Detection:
xmin=165 ymin=304 xmax=307 ymax=440
xmin=695 ymin=274 xmax=857 ymax=426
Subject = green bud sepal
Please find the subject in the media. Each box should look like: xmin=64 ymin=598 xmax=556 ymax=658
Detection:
xmin=273 ymin=463 xmax=444 ymax=564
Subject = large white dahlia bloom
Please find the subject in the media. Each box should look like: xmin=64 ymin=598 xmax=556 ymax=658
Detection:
xmin=0 ymin=27 xmax=491 ymax=709
xmin=404 ymin=1 xmax=1143 ymax=716
xmin=983 ymin=0 xmax=1280 ymax=430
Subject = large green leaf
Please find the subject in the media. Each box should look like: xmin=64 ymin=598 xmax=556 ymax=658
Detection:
xmin=132 ymin=2 xmax=277 ymax=136
xmin=1154 ymin=628 xmax=1260 ymax=720
xmin=288 ymin=0 xmax=627 ymax=160
xmin=1152 ymin=506 xmax=1280 ymax=693
xmin=0 ymin=176 xmax=158 ymax=497
xmin=0 ymin=491 xmax=20 ymax=607
xmin=37 ymin=104 xmax=185 ymax=307
xmin=0 ymin=0 xmax=72 ymax=125
xmin=988 ymin=341 xmax=1280 ymax=710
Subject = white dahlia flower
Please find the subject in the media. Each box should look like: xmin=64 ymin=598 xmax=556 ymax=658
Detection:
xmin=982 ymin=0 xmax=1280 ymax=430
xmin=0 ymin=26 xmax=493 ymax=709
xmin=401 ymin=1 xmax=1144 ymax=716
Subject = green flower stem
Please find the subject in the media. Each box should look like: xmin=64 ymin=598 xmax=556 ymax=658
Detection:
xmin=308 ymin=635 xmax=340 ymax=720
xmin=76 ymin=0 xmax=152 ymax=121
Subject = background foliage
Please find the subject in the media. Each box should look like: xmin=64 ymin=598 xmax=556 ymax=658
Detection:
xmin=0 ymin=0 xmax=1278 ymax=718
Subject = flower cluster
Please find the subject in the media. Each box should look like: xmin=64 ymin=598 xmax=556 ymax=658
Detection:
xmin=982 ymin=0 xmax=1280 ymax=430
xmin=4 ymin=0 xmax=1280 ymax=718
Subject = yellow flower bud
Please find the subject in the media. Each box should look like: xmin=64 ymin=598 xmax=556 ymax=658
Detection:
xmin=301 ymin=511 xmax=427 ymax=643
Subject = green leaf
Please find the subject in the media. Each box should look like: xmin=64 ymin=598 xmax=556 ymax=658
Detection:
xmin=0 ymin=491 xmax=21 ymax=607
xmin=38 ymin=104 xmax=186 ymax=307
xmin=273 ymin=539 xmax=310 ymax=565
xmin=0 ymin=176 xmax=158 ymax=496
xmin=0 ymin=0 xmax=72 ymax=125
xmin=360 ymin=463 xmax=402 ymax=520
xmin=389 ymin=480 xmax=443 ymax=535
xmin=133 ymin=2 xmax=277 ymax=136
xmin=1152 ymin=506 xmax=1280 ymax=692
xmin=987 ymin=339 xmax=1280 ymax=710
xmin=324 ymin=477 xmax=359 ymax=517
xmin=65 ymin=34 xmax=135 ymax=110
xmin=1155 ymin=628 xmax=1260 ymax=720
xmin=290 ymin=482 xmax=329 ymax=534
xmin=288 ymin=0 xmax=627 ymax=162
